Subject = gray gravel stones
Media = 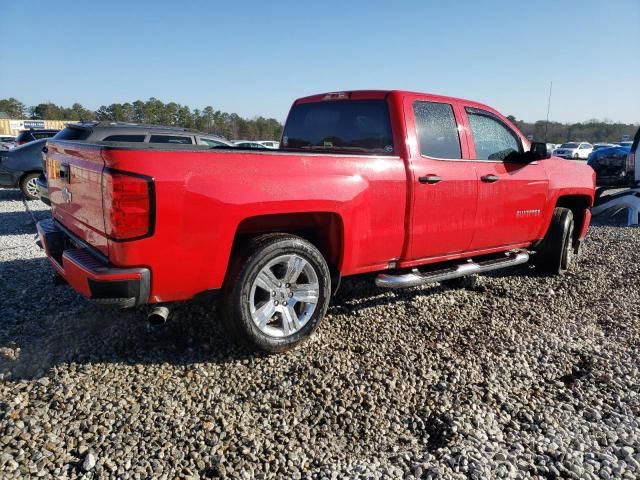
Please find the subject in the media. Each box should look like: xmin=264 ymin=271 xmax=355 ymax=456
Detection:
xmin=82 ymin=453 xmax=96 ymax=471
xmin=0 ymin=187 xmax=639 ymax=479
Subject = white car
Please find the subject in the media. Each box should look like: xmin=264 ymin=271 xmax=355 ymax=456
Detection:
xmin=258 ymin=140 xmax=280 ymax=149
xmin=232 ymin=140 xmax=268 ymax=149
xmin=553 ymin=142 xmax=593 ymax=159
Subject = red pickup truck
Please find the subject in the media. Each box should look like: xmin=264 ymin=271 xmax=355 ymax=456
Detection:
xmin=37 ymin=90 xmax=595 ymax=352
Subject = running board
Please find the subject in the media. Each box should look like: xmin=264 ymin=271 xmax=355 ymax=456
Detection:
xmin=375 ymin=251 xmax=530 ymax=289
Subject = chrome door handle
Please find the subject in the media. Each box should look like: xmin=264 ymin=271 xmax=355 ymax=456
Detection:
xmin=418 ymin=174 xmax=442 ymax=184
xmin=481 ymin=174 xmax=499 ymax=183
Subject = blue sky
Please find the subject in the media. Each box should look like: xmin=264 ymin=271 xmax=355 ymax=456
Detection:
xmin=2 ymin=0 xmax=639 ymax=123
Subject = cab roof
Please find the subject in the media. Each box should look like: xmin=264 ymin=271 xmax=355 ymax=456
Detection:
xmin=294 ymin=90 xmax=495 ymax=112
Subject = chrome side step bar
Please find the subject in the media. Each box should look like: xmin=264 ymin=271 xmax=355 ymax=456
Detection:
xmin=375 ymin=251 xmax=530 ymax=289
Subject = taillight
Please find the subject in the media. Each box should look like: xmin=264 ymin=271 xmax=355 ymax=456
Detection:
xmin=102 ymin=169 xmax=154 ymax=241
xmin=626 ymin=151 xmax=636 ymax=175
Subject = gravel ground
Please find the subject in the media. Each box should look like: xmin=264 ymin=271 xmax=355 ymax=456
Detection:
xmin=0 ymin=188 xmax=638 ymax=479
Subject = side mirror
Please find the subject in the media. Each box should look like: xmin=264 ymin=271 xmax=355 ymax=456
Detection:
xmin=529 ymin=142 xmax=551 ymax=160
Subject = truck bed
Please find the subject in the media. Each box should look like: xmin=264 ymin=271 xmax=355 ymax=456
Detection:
xmin=45 ymin=140 xmax=408 ymax=303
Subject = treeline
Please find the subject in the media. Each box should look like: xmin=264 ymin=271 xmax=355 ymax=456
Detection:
xmin=0 ymin=97 xmax=283 ymax=140
xmin=507 ymin=115 xmax=637 ymax=144
xmin=1 ymin=97 xmax=635 ymax=143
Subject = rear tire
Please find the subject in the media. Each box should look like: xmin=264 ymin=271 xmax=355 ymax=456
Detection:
xmin=20 ymin=173 xmax=40 ymax=200
xmin=534 ymin=207 xmax=575 ymax=275
xmin=222 ymin=234 xmax=331 ymax=352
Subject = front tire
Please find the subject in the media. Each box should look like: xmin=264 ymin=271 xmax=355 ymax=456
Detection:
xmin=20 ymin=173 xmax=40 ymax=200
xmin=222 ymin=234 xmax=331 ymax=352
xmin=534 ymin=207 xmax=575 ymax=275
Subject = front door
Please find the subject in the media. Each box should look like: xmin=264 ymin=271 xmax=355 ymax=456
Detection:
xmin=462 ymin=106 xmax=548 ymax=250
xmin=404 ymin=96 xmax=478 ymax=261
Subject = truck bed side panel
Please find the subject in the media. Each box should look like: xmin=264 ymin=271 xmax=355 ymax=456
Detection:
xmin=102 ymin=148 xmax=407 ymax=302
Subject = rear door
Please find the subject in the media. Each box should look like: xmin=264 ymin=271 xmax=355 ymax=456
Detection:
xmin=462 ymin=106 xmax=548 ymax=250
xmin=403 ymin=95 xmax=478 ymax=261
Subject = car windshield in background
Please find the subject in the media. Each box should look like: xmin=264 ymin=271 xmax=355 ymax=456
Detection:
xmin=282 ymin=100 xmax=394 ymax=155
xmin=560 ymin=143 xmax=579 ymax=148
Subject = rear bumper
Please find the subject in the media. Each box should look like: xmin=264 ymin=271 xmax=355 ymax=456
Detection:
xmin=36 ymin=218 xmax=150 ymax=308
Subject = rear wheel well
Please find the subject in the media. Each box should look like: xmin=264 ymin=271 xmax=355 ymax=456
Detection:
xmin=230 ymin=212 xmax=344 ymax=286
xmin=20 ymin=170 xmax=41 ymax=182
xmin=555 ymin=195 xmax=591 ymax=242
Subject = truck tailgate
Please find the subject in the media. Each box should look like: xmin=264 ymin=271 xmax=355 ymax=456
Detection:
xmin=46 ymin=142 xmax=109 ymax=257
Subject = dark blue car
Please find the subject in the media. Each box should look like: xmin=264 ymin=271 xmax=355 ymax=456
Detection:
xmin=0 ymin=139 xmax=47 ymax=200
xmin=587 ymin=144 xmax=633 ymax=190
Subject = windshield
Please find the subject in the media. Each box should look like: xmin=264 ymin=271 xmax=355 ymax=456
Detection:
xmin=560 ymin=143 xmax=579 ymax=148
xmin=282 ymin=100 xmax=394 ymax=155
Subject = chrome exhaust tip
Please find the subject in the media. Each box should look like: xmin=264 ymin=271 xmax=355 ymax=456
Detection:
xmin=147 ymin=306 xmax=170 ymax=325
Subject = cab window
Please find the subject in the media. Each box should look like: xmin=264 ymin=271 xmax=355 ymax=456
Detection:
xmin=466 ymin=107 xmax=521 ymax=161
xmin=282 ymin=100 xmax=394 ymax=155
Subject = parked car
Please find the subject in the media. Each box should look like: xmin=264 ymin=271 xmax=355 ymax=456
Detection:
xmin=0 ymin=135 xmax=17 ymax=151
xmin=588 ymin=128 xmax=640 ymax=197
xmin=0 ymin=139 xmax=47 ymax=199
xmin=15 ymin=129 xmax=59 ymax=146
xmin=52 ymin=122 xmax=233 ymax=146
xmin=258 ymin=140 xmax=280 ymax=149
xmin=37 ymin=90 xmax=595 ymax=352
xmin=553 ymin=142 xmax=593 ymax=159
xmin=37 ymin=123 xmax=235 ymax=204
xmin=233 ymin=140 xmax=269 ymax=149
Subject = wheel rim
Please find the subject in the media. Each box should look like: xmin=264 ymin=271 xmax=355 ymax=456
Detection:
xmin=25 ymin=177 xmax=38 ymax=198
xmin=249 ymin=254 xmax=320 ymax=338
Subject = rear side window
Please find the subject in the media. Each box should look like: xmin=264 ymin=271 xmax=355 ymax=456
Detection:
xmin=54 ymin=127 xmax=91 ymax=141
xmin=103 ymin=134 xmax=146 ymax=142
xmin=466 ymin=107 xmax=521 ymax=161
xmin=413 ymin=101 xmax=461 ymax=159
xmin=282 ymin=100 xmax=394 ymax=155
xmin=149 ymin=135 xmax=193 ymax=144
